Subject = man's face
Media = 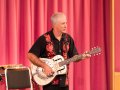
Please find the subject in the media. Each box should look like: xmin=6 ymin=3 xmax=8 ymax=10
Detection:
xmin=53 ymin=15 xmax=67 ymax=33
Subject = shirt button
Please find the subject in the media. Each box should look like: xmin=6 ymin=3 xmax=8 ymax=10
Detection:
xmin=59 ymin=50 xmax=61 ymax=53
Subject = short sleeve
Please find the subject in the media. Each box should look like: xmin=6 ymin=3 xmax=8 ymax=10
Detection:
xmin=29 ymin=36 xmax=46 ymax=58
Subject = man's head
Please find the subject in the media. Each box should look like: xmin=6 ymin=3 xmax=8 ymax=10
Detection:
xmin=51 ymin=12 xmax=67 ymax=33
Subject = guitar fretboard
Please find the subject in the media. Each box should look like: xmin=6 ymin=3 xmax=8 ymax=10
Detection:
xmin=59 ymin=55 xmax=82 ymax=66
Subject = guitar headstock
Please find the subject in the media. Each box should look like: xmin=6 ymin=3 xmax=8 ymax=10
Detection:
xmin=87 ymin=47 xmax=101 ymax=56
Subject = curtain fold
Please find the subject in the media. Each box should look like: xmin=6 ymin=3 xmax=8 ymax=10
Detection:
xmin=0 ymin=0 xmax=112 ymax=90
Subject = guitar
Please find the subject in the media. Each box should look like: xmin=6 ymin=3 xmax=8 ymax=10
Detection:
xmin=31 ymin=47 xmax=101 ymax=85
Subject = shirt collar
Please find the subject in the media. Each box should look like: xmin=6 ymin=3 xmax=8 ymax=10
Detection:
xmin=50 ymin=29 xmax=65 ymax=41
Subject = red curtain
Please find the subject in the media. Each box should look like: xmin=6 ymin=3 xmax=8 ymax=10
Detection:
xmin=0 ymin=0 xmax=112 ymax=90
xmin=115 ymin=0 xmax=120 ymax=72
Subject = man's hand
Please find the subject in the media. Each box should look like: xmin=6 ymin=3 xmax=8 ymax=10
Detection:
xmin=81 ymin=52 xmax=91 ymax=59
xmin=43 ymin=64 xmax=54 ymax=77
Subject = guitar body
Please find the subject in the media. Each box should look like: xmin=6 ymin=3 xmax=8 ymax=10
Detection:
xmin=31 ymin=55 xmax=67 ymax=85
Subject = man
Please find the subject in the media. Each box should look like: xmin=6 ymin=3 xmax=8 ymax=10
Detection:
xmin=27 ymin=12 xmax=90 ymax=90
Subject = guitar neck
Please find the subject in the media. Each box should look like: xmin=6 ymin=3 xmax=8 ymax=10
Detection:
xmin=58 ymin=47 xmax=101 ymax=67
xmin=58 ymin=55 xmax=82 ymax=67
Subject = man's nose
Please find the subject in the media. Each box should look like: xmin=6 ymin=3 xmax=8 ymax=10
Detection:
xmin=64 ymin=24 xmax=67 ymax=28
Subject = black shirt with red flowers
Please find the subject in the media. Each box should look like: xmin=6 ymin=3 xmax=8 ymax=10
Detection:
xmin=29 ymin=29 xmax=78 ymax=58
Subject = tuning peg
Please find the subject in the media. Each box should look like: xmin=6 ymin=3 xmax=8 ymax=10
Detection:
xmin=93 ymin=54 xmax=96 ymax=56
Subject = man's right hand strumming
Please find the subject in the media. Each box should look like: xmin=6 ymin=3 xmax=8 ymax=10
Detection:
xmin=27 ymin=53 xmax=54 ymax=77
xmin=42 ymin=64 xmax=54 ymax=77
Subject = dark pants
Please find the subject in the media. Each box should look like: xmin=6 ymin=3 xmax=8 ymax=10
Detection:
xmin=43 ymin=84 xmax=69 ymax=90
